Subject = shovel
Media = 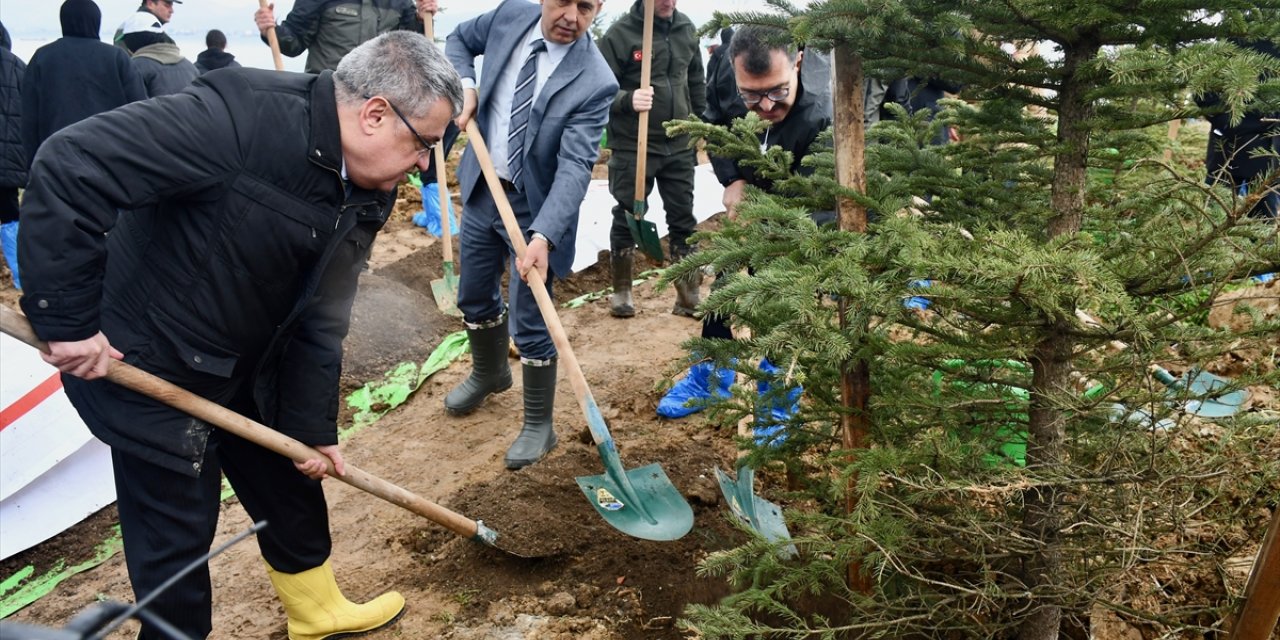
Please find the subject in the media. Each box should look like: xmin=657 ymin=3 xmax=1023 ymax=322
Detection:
xmin=1075 ymin=310 xmax=1248 ymax=418
xmin=424 ymin=16 xmax=462 ymax=317
xmin=464 ymin=120 xmax=693 ymax=541
xmin=0 ymin=307 xmax=528 ymax=555
xmin=626 ymin=0 xmax=664 ymax=262
xmin=714 ymin=413 xmax=795 ymax=556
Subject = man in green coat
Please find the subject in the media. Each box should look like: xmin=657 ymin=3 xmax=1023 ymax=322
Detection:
xmin=598 ymin=0 xmax=705 ymax=318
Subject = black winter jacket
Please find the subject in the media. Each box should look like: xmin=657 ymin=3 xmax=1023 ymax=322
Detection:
xmin=268 ymin=0 xmax=422 ymax=73
xmin=711 ymin=83 xmax=831 ymax=190
xmin=21 ymin=37 xmax=146 ymax=166
xmin=132 ymin=42 xmax=199 ymax=97
xmin=19 ymin=69 xmax=393 ymax=476
xmin=598 ymin=0 xmax=706 ymax=155
xmin=0 ymin=42 xmax=25 ymax=190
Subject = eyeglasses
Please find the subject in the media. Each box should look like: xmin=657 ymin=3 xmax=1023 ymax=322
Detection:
xmin=370 ymin=95 xmax=436 ymax=158
xmin=738 ymin=83 xmax=790 ymax=107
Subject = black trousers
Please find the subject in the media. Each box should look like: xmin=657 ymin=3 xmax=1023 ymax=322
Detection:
xmin=112 ymin=396 xmax=330 ymax=639
xmin=608 ymin=148 xmax=698 ymax=252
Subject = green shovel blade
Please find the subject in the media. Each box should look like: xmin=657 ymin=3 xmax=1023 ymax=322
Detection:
xmin=576 ymin=443 xmax=693 ymax=541
xmin=714 ymin=466 xmax=795 ymax=557
xmin=431 ymin=261 xmax=462 ymax=317
xmin=1173 ymin=368 xmax=1248 ymax=418
xmin=627 ymin=201 xmax=664 ymax=262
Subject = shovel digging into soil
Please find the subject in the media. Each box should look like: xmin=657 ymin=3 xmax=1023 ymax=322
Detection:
xmin=465 ymin=121 xmax=694 ymax=541
xmin=0 ymin=306 xmax=541 ymax=557
xmin=714 ymin=413 xmax=795 ymax=557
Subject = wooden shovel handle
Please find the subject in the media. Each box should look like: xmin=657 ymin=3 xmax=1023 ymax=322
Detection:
xmin=463 ymin=121 xmax=609 ymax=446
xmin=258 ymin=0 xmax=285 ymax=71
xmin=423 ymin=15 xmax=454 ymax=263
xmin=632 ymin=0 xmax=655 ymax=207
xmin=0 ymin=306 xmax=482 ymax=540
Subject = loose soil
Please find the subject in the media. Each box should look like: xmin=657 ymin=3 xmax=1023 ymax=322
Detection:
xmin=2 ymin=176 xmax=1277 ymax=639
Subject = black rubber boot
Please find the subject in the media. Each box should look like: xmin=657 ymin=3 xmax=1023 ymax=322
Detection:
xmin=505 ymin=359 xmax=558 ymax=470
xmin=445 ymin=318 xmax=513 ymax=416
xmin=609 ymin=248 xmax=636 ymax=318
xmin=671 ymin=244 xmax=701 ymax=318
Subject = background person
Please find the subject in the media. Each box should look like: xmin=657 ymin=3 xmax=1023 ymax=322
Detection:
xmin=118 ymin=12 xmax=197 ymax=97
xmin=658 ymin=24 xmax=828 ymax=437
xmin=442 ymin=0 xmax=617 ymax=470
xmin=254 ymin=0 xmax=427 ymax=73
xmin=0 ymin=22 xmax=25 ymax=290
xmin=17 ymin=32 xmax=462 ymax=640
xmin=195 ymin=28 xmax=242 ymax=74
xmin=598 ymin=0 xmax=705 ymax=318
xmin=21 ymin=0 xmax=146 ymax=167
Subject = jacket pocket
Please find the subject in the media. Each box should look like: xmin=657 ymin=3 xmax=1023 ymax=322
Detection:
xmin=217 ymin=175 xmax=337 ymax=291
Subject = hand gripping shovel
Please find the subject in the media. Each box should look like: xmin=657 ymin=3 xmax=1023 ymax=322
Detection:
xmin=0 ymin=307 xmax=526 ymax=555
xmin=258 ymin=0 xmax=285 ymax=72
xmin=1075 ymin=310 xmax=1248 ymax=419
xmin=424 ymin=16 xmax=462 ymax=317
xmin=714 ymin=412 xmax=795 ymax=556
xmin=464 ymin=120 xmax=693 ymax=541
xmin=626 ymin=0 xmax=664 ymax=262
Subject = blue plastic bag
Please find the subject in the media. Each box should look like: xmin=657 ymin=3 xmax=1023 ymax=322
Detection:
xmin=413 ymin=182 xmax=458 ymax=238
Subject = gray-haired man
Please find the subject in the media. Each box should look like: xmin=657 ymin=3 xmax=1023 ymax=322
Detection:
xmin=18 ymin=31 xmax=461 ymax=640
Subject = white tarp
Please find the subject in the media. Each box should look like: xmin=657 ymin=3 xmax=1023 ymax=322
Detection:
xmin=0 ymin=333 xmax=115 ymax=560
xmin=571 ymin=163 xmax=725 ymax=274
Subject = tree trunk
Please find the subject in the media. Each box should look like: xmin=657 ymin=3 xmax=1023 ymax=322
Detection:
xmin=1021 ymin=42 xmax=1098 ymax=640
xmin=832 ymin=44 xmax=872 ymax=593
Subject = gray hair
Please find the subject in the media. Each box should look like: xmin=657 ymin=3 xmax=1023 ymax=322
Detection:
xmin=334 ymin=31 xmax=464 ymax=119
xmin=729 ymin=24 xmax=798 ymax=76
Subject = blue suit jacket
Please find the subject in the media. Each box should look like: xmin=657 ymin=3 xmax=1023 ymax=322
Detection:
xmin=446 ymin=0 xmax=617 ymax=277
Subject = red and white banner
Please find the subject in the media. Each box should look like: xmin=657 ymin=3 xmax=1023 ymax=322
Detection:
xmin=0 ymin=333 xmax=115 ymax=560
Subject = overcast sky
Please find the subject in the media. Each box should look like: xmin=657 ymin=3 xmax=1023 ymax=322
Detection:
xmin=0 ymin=0 xmax=781 ymax=39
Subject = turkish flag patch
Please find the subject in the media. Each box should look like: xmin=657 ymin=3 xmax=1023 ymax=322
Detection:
xmin=631 ymin=49 xmax=643 ymax=61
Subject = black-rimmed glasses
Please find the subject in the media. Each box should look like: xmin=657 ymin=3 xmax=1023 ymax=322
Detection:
xmin=738 ymin=84 xmax=790 ymax=107
xmin=369 ymin=95 xmax=436 ymax=158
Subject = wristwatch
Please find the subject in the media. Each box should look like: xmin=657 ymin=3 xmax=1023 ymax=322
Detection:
xmin=531 ymin=232 xmax=554 ymax=250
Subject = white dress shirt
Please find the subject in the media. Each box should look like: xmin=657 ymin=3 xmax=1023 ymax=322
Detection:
xmin=473 ymin=25 xmax=571 ymax=181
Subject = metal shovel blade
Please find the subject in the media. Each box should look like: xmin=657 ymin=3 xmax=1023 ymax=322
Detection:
xmin=1160 ymin=367 xmax=1249 ymax=418
xmin=431 ymin=262 xmax=462 ymax=317
xmin=575 ymin=442 xmax=693 ymax=541
xmin=714 ymin=466 xmax=795 ymax=557
xmin=627 ymin=202 xmax=664 ymax=262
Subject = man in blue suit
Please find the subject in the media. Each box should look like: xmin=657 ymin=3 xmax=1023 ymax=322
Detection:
xmin=444 ymin=0 xmax=617 ymax=470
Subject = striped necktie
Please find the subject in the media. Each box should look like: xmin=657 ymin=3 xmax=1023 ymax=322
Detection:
xmin=508 ymin=38 xmax=546 ymax=190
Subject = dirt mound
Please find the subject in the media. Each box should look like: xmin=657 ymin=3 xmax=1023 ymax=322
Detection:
xmin=405 ymin=439 xmax=742 ymax=639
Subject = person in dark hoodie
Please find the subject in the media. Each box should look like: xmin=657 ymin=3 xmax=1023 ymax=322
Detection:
xmin=195 ymin=29 xmax=241 ymax=74
xmin=0 ymin=21 xmax=26 ymax=290
xmin=21 ymin=0 xmax=147 ymax=167
xmin=118 ymin=12 xmax=198 ymax=97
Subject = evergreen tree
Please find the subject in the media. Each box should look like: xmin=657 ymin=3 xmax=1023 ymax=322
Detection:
xmin=666 ymin=1 xmax=1279 ymax=637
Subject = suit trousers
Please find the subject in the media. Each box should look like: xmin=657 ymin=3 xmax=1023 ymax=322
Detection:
xmin=607 ymin=148 xmax=697 ymax=252
xmin=111 ymin=390 xmax=331 ymax=639
xmin=457 ymin=183 xmax=557 ymax=361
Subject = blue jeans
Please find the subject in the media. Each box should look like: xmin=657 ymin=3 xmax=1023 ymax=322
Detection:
xmin=456 ymin=185 xmax=556 ymax=361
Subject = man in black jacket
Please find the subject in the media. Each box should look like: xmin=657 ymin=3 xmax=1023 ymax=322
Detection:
xmin=19 ymin=31 xmax=462 ymax=640
xmin=659 ymin=24 xmax=827 ymax=429
xmin=598 ymin=0 xmax=706 ymax=318
xmin=21 ymin=0 xmax=146 ymax=167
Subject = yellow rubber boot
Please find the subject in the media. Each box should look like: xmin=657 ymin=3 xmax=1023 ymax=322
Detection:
xmin=265 ymin=560 xmax=405 ymax=640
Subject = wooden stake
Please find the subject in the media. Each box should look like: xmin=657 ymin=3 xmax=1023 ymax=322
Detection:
xmin=258 ymin=0 xmax=284 ymax=71
xmin=1230 ymin=507 xmax=1280 ymax=640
